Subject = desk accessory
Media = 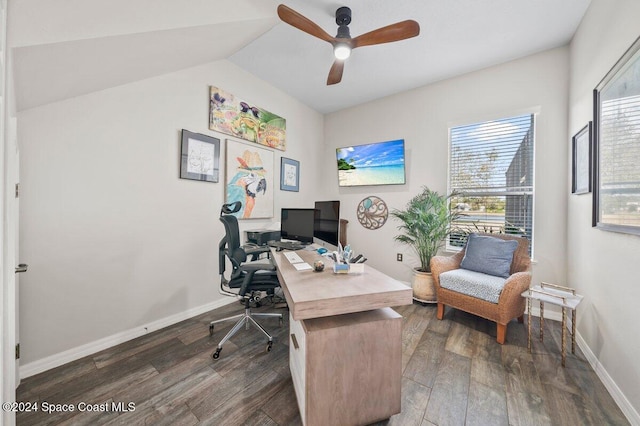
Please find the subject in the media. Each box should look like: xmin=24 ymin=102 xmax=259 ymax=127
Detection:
xmin=333 ymin=263 xmax=350 ymax=274
xmin=332 ymin=263 xmax=364 ymax=274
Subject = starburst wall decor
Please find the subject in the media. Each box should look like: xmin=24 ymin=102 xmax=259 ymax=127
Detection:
xmin=357 ymin=196 xmax=388 ymax=230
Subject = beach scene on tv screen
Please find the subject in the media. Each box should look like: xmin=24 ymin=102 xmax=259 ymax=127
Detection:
xmin=336 ymin=139 xmax=405 ymax=186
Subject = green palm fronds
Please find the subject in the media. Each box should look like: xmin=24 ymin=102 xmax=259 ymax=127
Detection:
xmin=391 ymin=187 xmax=461 ymax=272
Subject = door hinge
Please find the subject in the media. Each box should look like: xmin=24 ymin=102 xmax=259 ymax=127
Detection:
xmin=15 ymin=183 xmax=19 ymax=198
xmin=15 ymin=343 xmax=20 ymax=360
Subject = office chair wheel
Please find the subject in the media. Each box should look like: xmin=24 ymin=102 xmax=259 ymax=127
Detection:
xmin=209 ymin=324 xmax=214 ymax=336
xmin=266 ymin=342 xmax=273 ymax=353
xmin=212 ymin=348 xmax=222 ymax=359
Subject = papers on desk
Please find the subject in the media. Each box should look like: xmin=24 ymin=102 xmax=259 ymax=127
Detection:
xmin=282 ymin=251 xmax=312 ymax=270
xmin=293 ymin=262 xmax=313 ymax=271
xmin=284 ymin=251 xmax=304 ymax=264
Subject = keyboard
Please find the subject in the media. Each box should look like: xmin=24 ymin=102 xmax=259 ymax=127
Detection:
xmin=268 ymin=241 xmax=305 ymax=251
xmin=283 ymin=251 xmax=304 ymax=264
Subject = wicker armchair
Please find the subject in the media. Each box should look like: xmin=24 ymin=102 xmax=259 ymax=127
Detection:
xmin=430 ymin=233 xmax=531 ymax=344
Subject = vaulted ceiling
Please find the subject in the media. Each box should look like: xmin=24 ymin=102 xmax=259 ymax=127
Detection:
xmin=9 ymin=0 xmax=591 ymax=113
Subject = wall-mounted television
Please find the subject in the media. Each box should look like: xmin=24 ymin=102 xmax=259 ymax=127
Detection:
xmin=336 ymin=139 xmax=406 ymax=187
xmin=314 ymin=201 xmax=340 ymax=250
xmin=280 ymin=208 xmax=315 ymax=244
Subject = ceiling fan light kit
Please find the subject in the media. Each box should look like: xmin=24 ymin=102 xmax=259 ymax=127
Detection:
xmin=277 ymin=4 xmax=420 ymax=85
xmin=334 ymin=43 xmax=351 ymax=60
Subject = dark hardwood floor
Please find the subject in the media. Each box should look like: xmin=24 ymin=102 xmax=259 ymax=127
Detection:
xmin=16 ymin=300 xmax=629 ymax=425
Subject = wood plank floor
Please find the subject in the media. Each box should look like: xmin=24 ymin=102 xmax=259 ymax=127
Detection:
xmin=16 ymin=300 xmax=629 ymax=425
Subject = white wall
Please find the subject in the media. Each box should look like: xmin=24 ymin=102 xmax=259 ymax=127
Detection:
xmin=568 ymin=0 xmax=640 ymax=420
xmin=18 ymin=60 xmax=324 ymax=368
xmin=324 ymin=47 xmax=569 ymax=291
xmin=15 ymin=1 xmax=640 ymax=419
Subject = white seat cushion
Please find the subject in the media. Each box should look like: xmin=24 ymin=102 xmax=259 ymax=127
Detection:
xmin=439 ymin=269 xmax=507 ymax=304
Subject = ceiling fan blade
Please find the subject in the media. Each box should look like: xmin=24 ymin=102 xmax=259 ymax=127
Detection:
xmin=277 ymin=4 xmax=335 ymax=43
xmin=352 ymin=20 xmax=420 ymax=48
xmin=327 ymin=60 xmax=344 ymax=85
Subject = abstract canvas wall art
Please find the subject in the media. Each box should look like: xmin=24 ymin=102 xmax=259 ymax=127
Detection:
xmin=210 ymin=86 xmax=286 ymax=151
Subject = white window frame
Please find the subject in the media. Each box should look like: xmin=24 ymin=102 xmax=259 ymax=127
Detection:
xmin=593 ymin=35 xmax=640 ymax=235
xmin=446 ymin=112 xmax=537 ymax=258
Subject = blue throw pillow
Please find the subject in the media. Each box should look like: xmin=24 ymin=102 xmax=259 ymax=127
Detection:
xmin=460 ymin=233 xmax=518 ymax=278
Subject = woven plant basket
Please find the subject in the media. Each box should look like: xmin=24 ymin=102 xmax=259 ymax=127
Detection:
xmin=412 ymin=269 xmax=436 ymax=303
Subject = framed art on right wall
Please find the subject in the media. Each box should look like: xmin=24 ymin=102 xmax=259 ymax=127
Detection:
xmin=572 ymin=122 xmax=592 ymax=195
xmin=593 ymin=35 xmax=640 ymax=234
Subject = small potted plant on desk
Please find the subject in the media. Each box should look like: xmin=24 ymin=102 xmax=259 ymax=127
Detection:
xmin=391 ymin=187 xmax=461 ymax=303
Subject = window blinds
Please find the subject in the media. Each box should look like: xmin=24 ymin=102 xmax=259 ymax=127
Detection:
xmin=448 ymin=114 xmax=534 ymax=251
xmin=598 ymin=95 xmax=640 ymax=228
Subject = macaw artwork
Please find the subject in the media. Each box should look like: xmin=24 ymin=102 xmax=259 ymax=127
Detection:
xmin=225 ymin=140 xmax=274 ymax=219
xmin=210 ymin=86 xmax=286 ymax=151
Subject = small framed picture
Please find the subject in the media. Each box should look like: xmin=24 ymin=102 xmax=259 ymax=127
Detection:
xmin=180 ymin=129 xmax=220 ymax=183
xmin=571 ymin=122 xmax=592 ymax=195
xmin=280 ymin=157 xmax=300 ymax=192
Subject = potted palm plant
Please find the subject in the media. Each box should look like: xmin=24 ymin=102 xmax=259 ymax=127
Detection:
xmin=391 ymin=187 xmax=461 ymax=303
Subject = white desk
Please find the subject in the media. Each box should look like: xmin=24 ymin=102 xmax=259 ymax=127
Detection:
xmin=272 ymin=249 xmax=412 ymax=426
xmin=521 ymin=282 xmax=583 ymax=367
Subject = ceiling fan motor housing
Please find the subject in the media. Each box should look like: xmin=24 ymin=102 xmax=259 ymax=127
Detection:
xmin=336 ymin=6 xmax=352 ymax=25
xmin=335 ymin=6 xmax=352 ymax=39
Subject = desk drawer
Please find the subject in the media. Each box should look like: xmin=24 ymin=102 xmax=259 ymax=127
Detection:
xmin=301 ymin=308 xmax=403 ymax=426
xmin=289 ymin=313 xmax=306 ymax=419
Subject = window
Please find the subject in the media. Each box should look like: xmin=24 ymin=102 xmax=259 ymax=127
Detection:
xmin=448 ymin=114 xmax=535 ymax=254
xmin=593 ymin=36 xmax=640 ymax=234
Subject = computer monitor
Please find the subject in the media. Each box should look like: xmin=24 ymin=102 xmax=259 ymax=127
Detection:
xmin=314 ymin=201 xmax=340 ymax=250
xmin=280 ymin=208 xmax=315 ymax=244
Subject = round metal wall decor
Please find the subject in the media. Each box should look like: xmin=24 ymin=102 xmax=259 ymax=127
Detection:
xmin=357 ymin=196 xmax=389 ymax=230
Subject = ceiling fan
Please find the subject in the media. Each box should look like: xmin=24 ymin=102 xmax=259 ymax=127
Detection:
xmin=277 ymin=4 xmax=420 ymax=85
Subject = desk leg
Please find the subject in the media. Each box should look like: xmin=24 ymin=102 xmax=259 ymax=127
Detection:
xmin=527 ymin=297 xmax=531 ymax=352
xmin=540 ymin=301 xmax=544 ymax=342
xmin=561 ymin=307 xmax=566 ymax=367
xmin=572 ymin=308 xmax=576 ymax=355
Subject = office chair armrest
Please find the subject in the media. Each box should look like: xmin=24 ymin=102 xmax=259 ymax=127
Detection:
xmin=240 ymin=260 xmax=276 ymax=272
xmin=244 ymin=245 xmax=271 ymax=260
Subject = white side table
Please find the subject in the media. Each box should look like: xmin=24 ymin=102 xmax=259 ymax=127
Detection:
xmin=521 ymin=282 xmax=583 ymax=367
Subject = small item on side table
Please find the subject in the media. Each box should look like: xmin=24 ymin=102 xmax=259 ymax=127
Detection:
xmin=521 ymin=282 xmax=583 ymax=367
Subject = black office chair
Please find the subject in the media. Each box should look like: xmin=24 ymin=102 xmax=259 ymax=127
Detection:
xmin=209 ymin=201 xmax=283 ymax=359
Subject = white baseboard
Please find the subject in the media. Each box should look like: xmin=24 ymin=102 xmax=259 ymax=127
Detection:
xmin=20 ymin=298 xmax=235 ymax=379
xmin=575 ymin=331 xmax=640 ymax=426
xmin=526 ymin=306 xmax=638 ymax=424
